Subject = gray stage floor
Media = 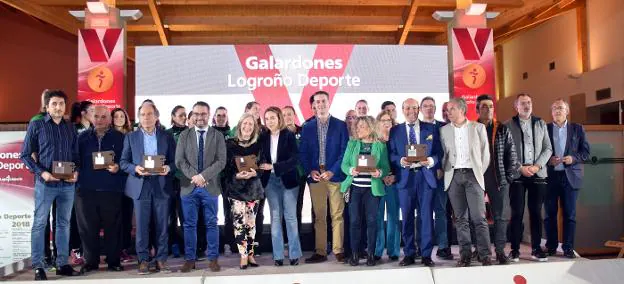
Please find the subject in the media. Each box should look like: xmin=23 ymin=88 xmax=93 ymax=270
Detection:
xmin=3 ymin=244 xmax=582 ymax=281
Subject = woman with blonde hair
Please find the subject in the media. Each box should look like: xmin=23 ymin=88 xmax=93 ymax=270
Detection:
xmin=224 ymin=113 xmax=266 ymax=269
xmin=373 ymin=110 xmax=400 ymax=262
xmin=259 ymin=107 xmax=302 ymax=266
xmin=340 ymin=116 xmax=390 ymax=266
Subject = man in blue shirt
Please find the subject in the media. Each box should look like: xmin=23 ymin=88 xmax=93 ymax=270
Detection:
xmin=120 ymin=103 xmax=176 ymax=275
xmin=75 ymin=106 xmax=125 ymax=273
xmin=546 ymin=99 xmax=590 ymax=259
xmin=20 ymin=90 xmax=81 ymax=280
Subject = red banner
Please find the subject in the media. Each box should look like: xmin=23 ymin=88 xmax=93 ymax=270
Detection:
xmin=450 ymin=28 xmax=496 ymax=120
xmin=77 ymin=28 xmax=125 ymax=109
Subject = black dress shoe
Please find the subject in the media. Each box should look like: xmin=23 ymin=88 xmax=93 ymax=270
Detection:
xmin=421 ymin=257 xmax=435 ymax=267
xmin=496 ymin=253 xmax=510 ymax=265
xmin=34 ymin=268 xmax=47 ymax=281
xmin=366 ymin=256 xmax=376 ymax=266
xmin=248 ymin=261 xmax=259 ymax=267
xmin=548 ymin=249 xmax=557 ymax=256
xmin=563 ymin=250 xmax=576 ymax=259
xmin=107 ymin=265 xmax=124 ymax=272
xmin=305 ymin=253 xmax=328 ymax=264
xmin=480 ymin=256 xmax=492 ymax=266
xmin=239 ymin=264 xmax=248 ymax=270
xmin=399 ymin=256 xmax=415 ymax=266
xmin=80 ymin=264 xmax=98 ymax=274
xmin=456 ymin=257 xmax=471 ymax=267
xmin=56 ymin=264 xmax=82 ymax=276
xmin=349 ymin=253 xmax=359 ymax=266
xmin=389 ymin=255 xmax=399 ymax=261
xmin=274 ymin=260 xmax=284 ymax=266
xmin=289 ymin=259 xmax=299 ymax=266
xmin=436 ymin=248 xmax=454 ymax=260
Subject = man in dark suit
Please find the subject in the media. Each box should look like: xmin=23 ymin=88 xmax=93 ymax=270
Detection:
xmin=175 ymin=101 xmax=226 ymax=272
xmin=120 ymin=103 xmax=176 ymax=275
xmin=388 ymin=98 xmax=441 ymax=267
xmin=546 ymin=99 xmax=590 ymax=259
xmin=420 ymin=96 xmax=452 ymax=260
xmin=300 ymin=91 xmax=349 ymax=264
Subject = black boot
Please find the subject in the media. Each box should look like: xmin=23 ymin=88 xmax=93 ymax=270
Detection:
xmin=349 ymin=253 xmax=359 ymax=266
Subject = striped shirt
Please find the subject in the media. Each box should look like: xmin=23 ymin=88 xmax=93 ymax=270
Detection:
xmin=352 ymin=142 xmax=372 ymax=188
xmin=21 ymin=113 xmax=79 ymax=187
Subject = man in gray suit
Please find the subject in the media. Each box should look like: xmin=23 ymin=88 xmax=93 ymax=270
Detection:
xmin=440 ymin=98 xmax=492 ymax=267
xmin=505 ymin=93 xmax=552 ymax=262
xmin=175 ymin=101 xmax=226 ymax=272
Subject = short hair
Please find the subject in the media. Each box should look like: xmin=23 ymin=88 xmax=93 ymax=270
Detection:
xmin=551 ymin=98 xmax=569 ymax=111
xmin=381 ymin=101 xmax=395 ymax=110
xmin=376 ymin=110 xmax=396 ymax=127
xmin=514 ymin=93 xmax=532 ymax=106
xmin=170 ymin=105 xmax=185 ymax=126
xmin=353 ymin=116 xmax=378 ymax=141
xmin=111 ymin=108 xmax=132 ymax=134
xmin=245 ymin=101 xmax=258 ymax=111
xmin=44 ymin=90 xmax=68 ymax=107
xmin=138 ymin=102 xmax=159 ymax=117
xmin=264 ymin=106 xmax=285 ymax=130
xmin=448 ymin=97 xmax=467 ymax=115
xmin=215 ymin=106 xmax=227 ymax=112
xmin=356 ymin=99 xmax=368 ymax=105
xmin=40 ymin=89 xmax=50 ymax=112
xmin=310 ymin=90 xmax=329 ymax=102
xmin=420 ymin=96 xmax=436 ymax=106
xmin=476 ymin=94 xmax=494 ymax=110
xmin=235 ymin=113 xmax=260 ymax=145
xmin=193 ymin=101 xmax=210 ymax=110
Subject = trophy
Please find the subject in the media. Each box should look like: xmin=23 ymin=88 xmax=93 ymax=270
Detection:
xmin=143 ymin=155 xmax=166 ymax=173
xmin=92 ymin=151 xmax=115 ymax=170
xmin=235 ymin=155 xmax=258 ymax=172
xmin=52 ymin=161 xmax=75 ymax=180
xmin=355 ymin=154 xmax=377 ymax=173
xmin=405 ymin=144 xmax=428 ymax=163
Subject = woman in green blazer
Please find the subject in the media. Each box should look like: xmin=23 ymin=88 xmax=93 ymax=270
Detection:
xmin=340 ymin=116 xmax=390 ymax=267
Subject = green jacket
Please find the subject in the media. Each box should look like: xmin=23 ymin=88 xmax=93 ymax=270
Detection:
xmin=340 ymin=139 xmax=390 ymax=197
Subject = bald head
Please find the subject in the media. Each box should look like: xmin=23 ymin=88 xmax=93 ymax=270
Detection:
xmin=402 ymin=98 xmax=420 ymax=123
xmin=93 ymin=105 xmax=111 ymax=131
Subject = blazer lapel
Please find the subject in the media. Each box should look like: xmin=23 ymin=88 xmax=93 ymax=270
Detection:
xmin=157 ymin=130 xmax=167 ymax=156
xmin=189 ymin=128 xmax=199 ymax=167
xmin=564 ymin=123 xmax=573 ymax=155
xmin=447 ymin=124 xmax=456 ymax=159
xmin=137 ymin=131 xmax=145 ymax=159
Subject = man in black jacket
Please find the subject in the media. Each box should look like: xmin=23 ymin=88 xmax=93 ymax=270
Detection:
xmin=76 ymin=106 xmax=126 ymax=273
xmin=476 ymin=95 xmax=521 ymax=264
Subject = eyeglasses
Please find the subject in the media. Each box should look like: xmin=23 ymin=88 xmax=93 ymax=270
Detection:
xmin=346 ymin=116 xmax=356 ymax=120
xmin=194 ymin=112 xmax=209 ymax=117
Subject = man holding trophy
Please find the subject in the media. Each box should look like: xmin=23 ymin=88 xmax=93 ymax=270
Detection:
xmin=388 ymin=98 xmax=441 ymax=267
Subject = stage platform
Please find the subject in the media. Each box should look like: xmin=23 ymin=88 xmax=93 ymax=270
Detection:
xmin=2 ymin=244 xmax=593 ymax=282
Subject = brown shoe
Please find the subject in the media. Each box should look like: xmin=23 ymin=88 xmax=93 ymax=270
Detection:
xmin=180 ymin=261 xmax=195 ymax=273
xmin=335 ymin=253 xmax=346 ymax=263
xmin=157 ymin=261 xmax=171 ymax=274
xmin=137 ymin=261 xmax=150 ymax=275
xmin=208 ymin=260 xmax=221 ymax=272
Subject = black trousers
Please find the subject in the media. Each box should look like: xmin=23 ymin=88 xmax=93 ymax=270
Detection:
xmin=75 ymin=190 xmax=123 ymax=266
xmin=509 ymin=176 xmax=547 ymax=251
xmin=168 ymin=178 xmax=185 ymax=253
xmin=121 ymin=195 xmax=134 ymax=251
xmin=254 ymin=198 xmax=266 ymax=252
xmin=220 ymin=191 xmax=236 ymax=253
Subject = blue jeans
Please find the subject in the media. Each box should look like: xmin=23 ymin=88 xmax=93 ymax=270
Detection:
xmin=545 ymin=171 xmax=579 ymax=252
xmin=433 ymin=183 xmax=449 ymax=249
xmin=181 ymin=188 xmax=219 ymax=261
xmin=375 ymin=184 xmax=400 ymax=257
xmin=31 ymin=181 xmax=75 ymax=269
xmin=266 ymin=174 xmax=302 ymax=260
xmin=349 ymin=186 xmax=380 ymax=256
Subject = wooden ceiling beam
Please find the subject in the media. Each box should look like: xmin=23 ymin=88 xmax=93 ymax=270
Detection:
xmin=0 ymin=0 xmax=80 ymax=35
xmin=127 ymin=23 xmax=444 ymax=33
xmin=36 ymin=0 xmax=523 ymax=8
xmin=147 ymin=0 xmax=169 ymax=45
xmin=398 ymin=0 xmax=420 ymax=44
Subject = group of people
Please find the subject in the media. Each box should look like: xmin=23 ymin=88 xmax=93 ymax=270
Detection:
xmin=21 ymin=89 xmax=590 ymax=281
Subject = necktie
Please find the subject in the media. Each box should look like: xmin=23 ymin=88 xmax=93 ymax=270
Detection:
xmin=198 ymin=130 xmax=205 ymax=172
xmin=408 ymin=123 xmax=417 ymax=144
